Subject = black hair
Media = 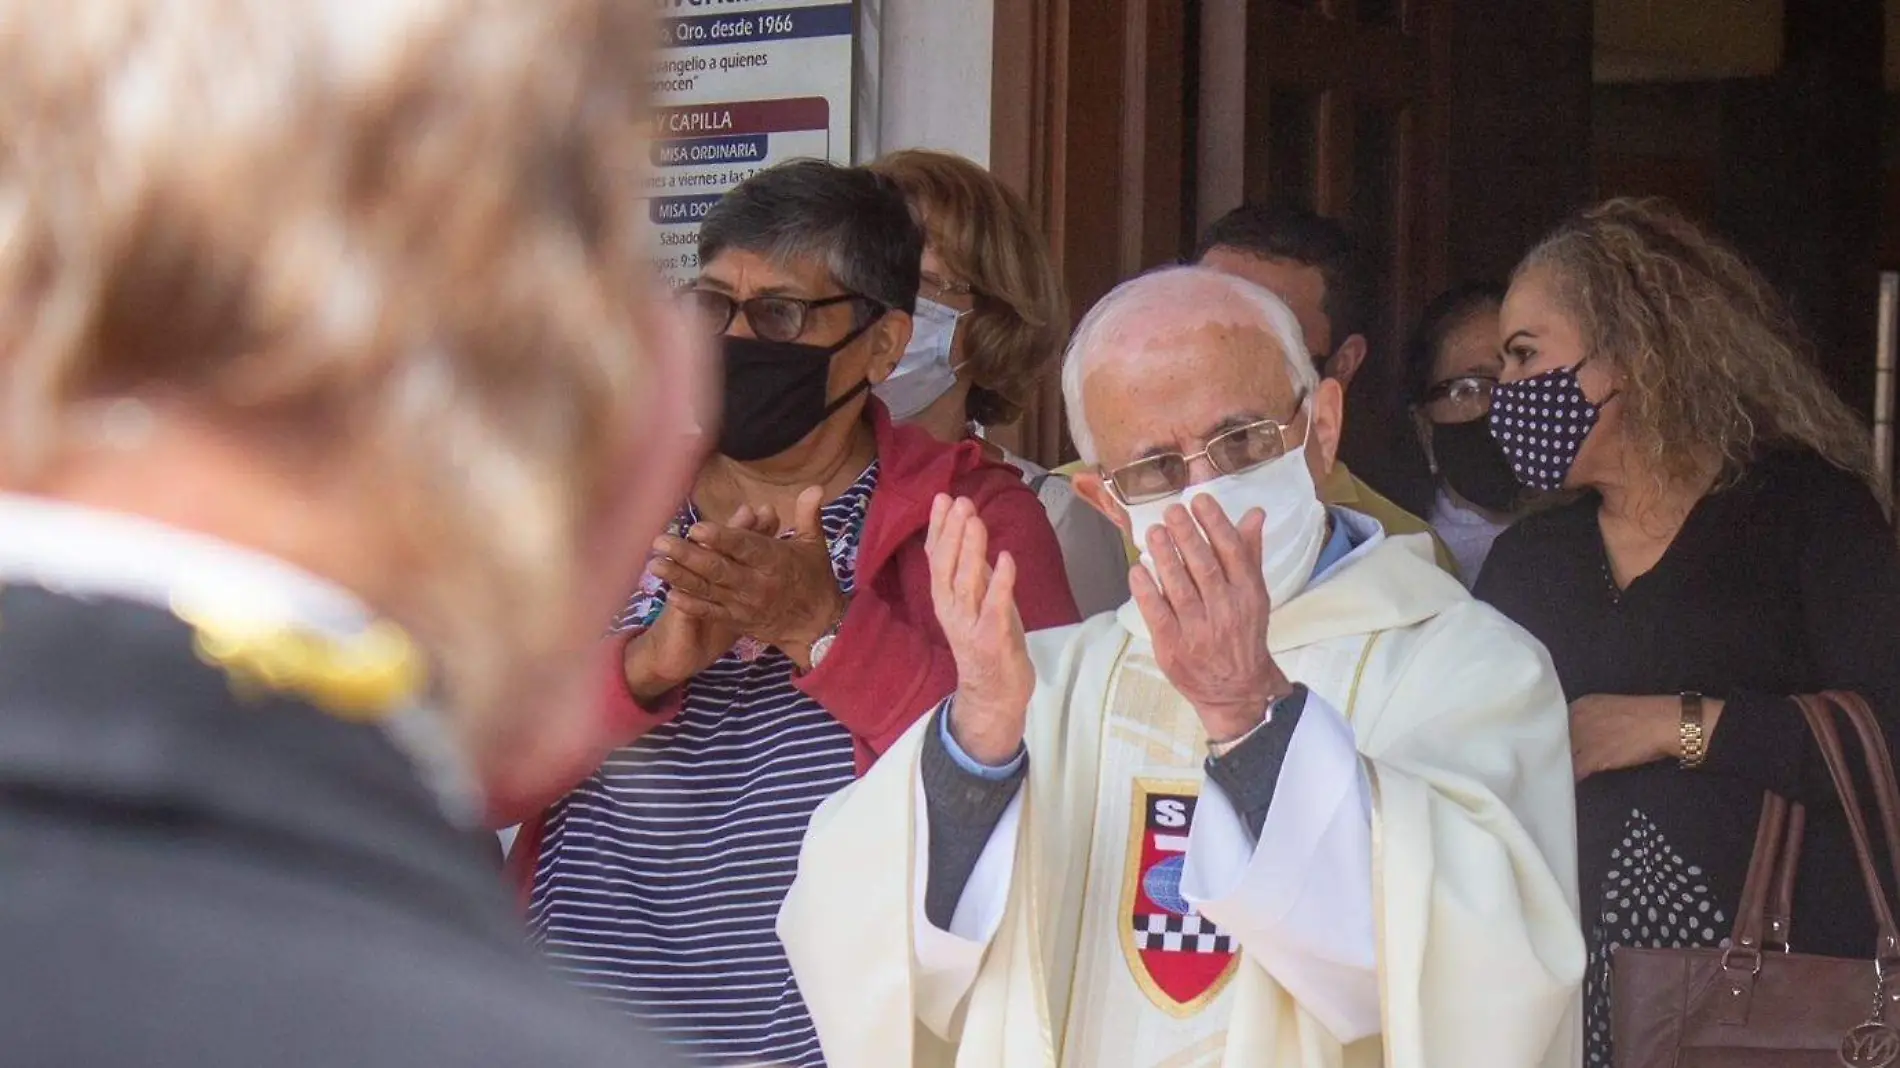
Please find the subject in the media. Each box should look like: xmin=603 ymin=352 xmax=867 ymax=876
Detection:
xmin=699 ymin=159 xmax=923 ymax=315
xmin=1193 ymin=198 xmax=1373 ymax=344
xmin=1362 ymin=281 xmax=1507 ymax=518
xmin=1402 ymin=281 xmax=1507 ymax=404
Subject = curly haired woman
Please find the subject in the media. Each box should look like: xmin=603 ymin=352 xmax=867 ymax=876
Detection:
xmin=1473 ymin=198 xmax=1900 ymax=1066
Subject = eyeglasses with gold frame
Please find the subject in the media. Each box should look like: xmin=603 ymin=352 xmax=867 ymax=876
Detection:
xmin=1102 ymin=401 xmax=1309 ymax=505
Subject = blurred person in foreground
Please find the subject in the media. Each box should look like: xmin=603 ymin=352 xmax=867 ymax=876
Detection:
xmin=0 ymin=2 xmax=698 ymax=1066
xmin=1474 ymin=198 xmax=1900 ymax=1067
xmin=1402 ymin=283 xmax=1526 ymax=586
xmin=870 ymin=148 xmax=1130 ymax=617
xmin=779 ymin=267 xmax=1583 ymax=1067
xmin=512 ymin=159 xmax=1079 ymax=1068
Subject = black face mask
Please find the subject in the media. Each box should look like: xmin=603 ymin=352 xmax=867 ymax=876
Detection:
xmin=716 ymin=323 xmax=874 ymax=462
xmin=1430 ymin=416 xmax=1523 ymax=513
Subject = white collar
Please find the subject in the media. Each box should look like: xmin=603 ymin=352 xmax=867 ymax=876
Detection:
xmin=0 ymin=493 xmax=480 ymax=825
xmin=0 ymin=494 xmax=374 ymax=633
xmin=1431 ymin=484 xmax=1512 ymax=532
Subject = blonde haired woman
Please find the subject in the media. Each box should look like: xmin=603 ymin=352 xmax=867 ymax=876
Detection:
xmin=0 ymin=2 xmax=697 ymax=1064
xmin=1473 ymin=198 xmax=1900 ymax=1067
xmin=871 ymin=148 xmax=1130 ymax=615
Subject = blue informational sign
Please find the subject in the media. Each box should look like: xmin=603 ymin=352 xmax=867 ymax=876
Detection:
xmin=646 ymin=1 xmax=855 ymax=285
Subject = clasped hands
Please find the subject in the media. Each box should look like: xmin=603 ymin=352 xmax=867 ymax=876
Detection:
xmin=626 ymin=487 xmax=847 ymax=699
xmin=929 ymin=492 xmax=1292 ymax=766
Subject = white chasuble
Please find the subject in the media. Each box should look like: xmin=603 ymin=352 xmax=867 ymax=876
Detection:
xmin=779 ymin=531 xmax=1586 ymax=1068
xmin=1058 ymin=635 xmax=1379 ymax=1068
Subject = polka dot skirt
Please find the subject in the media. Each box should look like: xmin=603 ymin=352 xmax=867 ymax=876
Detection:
xmin=1488 ymin=367 xmax=1603 ymax=493
xmin=1585 ymin=809 xmax=1729 ymax=1067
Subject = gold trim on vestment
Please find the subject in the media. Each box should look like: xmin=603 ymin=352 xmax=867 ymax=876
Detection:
xmin=1342 ymin=632 xmax=1395 ymax=1059
xmin=1343 ymin=632 xmax=1382 ymax=724
xmin=1058 ymin=631 xmax=1131 ymax=1046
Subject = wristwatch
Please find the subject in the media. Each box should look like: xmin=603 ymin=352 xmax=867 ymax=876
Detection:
xmin=1679 ymin=691 xmax=1707 ymax=769
xmin=806 ymin=603 xmax=850 ymax=670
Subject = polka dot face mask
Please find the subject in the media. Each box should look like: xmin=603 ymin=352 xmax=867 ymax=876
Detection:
xmin=1487 ymin=360 xmax=1616 ymax=492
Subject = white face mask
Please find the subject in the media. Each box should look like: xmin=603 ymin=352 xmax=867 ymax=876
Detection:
xmin=1122 ymin=444 xmax=1329 ymax=609
xmin=875 ymin=297 xmax=968 ymax=421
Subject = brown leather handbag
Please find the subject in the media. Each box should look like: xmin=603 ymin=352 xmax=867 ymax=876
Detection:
xmin=1612 ymin=692 xmax=1900 ymax=1067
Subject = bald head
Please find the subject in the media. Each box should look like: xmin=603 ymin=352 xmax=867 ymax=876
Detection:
xmin=1061 ymin=266 xmax=1346 ymax=535
xmin=1061 ymin=267 xmax=1319 ymax=464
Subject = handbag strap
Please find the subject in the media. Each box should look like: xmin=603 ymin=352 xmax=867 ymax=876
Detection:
xmin=1730 ymin=791 xmax=1794 ymax=956
xmin=1728 ymin=694 xmax=1900 ymax=965
xmin=1824 ymin=691 xmax=1900 ymax=902
xmin=1764 ymin=801 xmax=1805 ymax=952
xmin=1794 ymin=694 xmax=1900 ymax=960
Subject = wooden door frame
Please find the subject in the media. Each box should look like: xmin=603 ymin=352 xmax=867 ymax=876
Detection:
xmin=988 ymin=0 xmax=1190 ymax=466
xmin=1203 ymin=0 xmax=1450 ymax=348
xmin=988 ymin=0 xmax=1449 ymax=467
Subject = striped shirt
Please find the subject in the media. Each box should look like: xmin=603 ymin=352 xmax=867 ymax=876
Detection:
xmin=529 ymin=462 xmax=878 ymax=1068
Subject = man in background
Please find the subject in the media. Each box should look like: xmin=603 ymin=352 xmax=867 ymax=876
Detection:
xmin=1195 ymin=201 xmax=1451 ymax=572
xmin=0 ymin=2 xmax=697 ymax=1065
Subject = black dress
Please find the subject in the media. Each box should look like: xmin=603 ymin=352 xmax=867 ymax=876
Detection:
xmin=1475 ymin=449 xmax=1900 ymax=1067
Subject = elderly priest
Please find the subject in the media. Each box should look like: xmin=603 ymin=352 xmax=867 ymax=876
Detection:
xmin=778 ymin=267 xmax=1584 ymax=1068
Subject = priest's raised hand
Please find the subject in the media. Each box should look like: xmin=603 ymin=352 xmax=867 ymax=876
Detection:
xmin=1128 ymin=495 xmax=1293 ymax=744
xmin=926 ymin=493 xmax=1034 ymax=767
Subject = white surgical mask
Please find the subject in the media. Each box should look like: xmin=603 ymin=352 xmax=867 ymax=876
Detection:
xmin=875 ymin=297 xmax=967 ymax=420
xmin=1122 ymin=444 xmax=1329 ymax=609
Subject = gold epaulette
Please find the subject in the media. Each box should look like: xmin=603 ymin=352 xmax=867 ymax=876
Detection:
xmin=170 ymin=598 xmax=427 ymax=722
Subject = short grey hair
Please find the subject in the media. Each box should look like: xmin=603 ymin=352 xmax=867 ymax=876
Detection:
xmin=699 ymin=159 xmax=923 ymax=315
xmin=1061 ymin=265 xmax=1318 ymax=463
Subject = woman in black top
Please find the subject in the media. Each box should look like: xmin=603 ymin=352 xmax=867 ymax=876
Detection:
xmin=1473 ymin=198 xmax=1900 ymax=1067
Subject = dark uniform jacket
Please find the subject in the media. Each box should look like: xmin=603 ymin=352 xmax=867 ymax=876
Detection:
xmin=0 ymin=583 xmax=678 ymax=1067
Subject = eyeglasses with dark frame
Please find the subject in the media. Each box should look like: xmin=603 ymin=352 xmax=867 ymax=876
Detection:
xmin=686 ymin=289 xmax=887 ymax=344
xmin=1101 ymin=401 xmax=1309 ymax=506
xmin=1419 ymin=374 xmax=1497 ymax=421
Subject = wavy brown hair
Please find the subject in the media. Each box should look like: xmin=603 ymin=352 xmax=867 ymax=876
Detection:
xmin=871 ymin=149 xmax=1067 ymax=426
xmin=1520 ymin=197 xmax=1884 ymax=503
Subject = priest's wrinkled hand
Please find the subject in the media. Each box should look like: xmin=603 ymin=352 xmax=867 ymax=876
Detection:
xmin=648 ymin=486 xmax=848 ymax=667
xmin=1130 ymin=495 xmax=1292 ymax=743
xmin=928 ymin=493 xmax=1033 ymax=766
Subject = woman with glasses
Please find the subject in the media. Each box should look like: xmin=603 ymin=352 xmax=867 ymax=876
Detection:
xmin=869 ymin=149 xmax=1132 ymax=617
xmin=1471 ymin=198 xmax=1900 ymax=1067
xmin=1402 ymin=282 xmax=1522 ymax=586
xmin=507 ymin=160 xmax=1079 ymax=1068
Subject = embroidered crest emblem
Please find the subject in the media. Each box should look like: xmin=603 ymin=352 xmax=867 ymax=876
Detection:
xmin=1120 ymin=779 xmax=1239 ymax=1016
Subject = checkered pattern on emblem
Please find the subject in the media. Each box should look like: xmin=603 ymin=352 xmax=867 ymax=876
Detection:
xmin=1131 ymin=913 xmax=1235 ymax=954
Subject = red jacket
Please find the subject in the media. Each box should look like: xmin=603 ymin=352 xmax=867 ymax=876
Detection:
xmin=503 ymin=403 xmax=1080 ymax=884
